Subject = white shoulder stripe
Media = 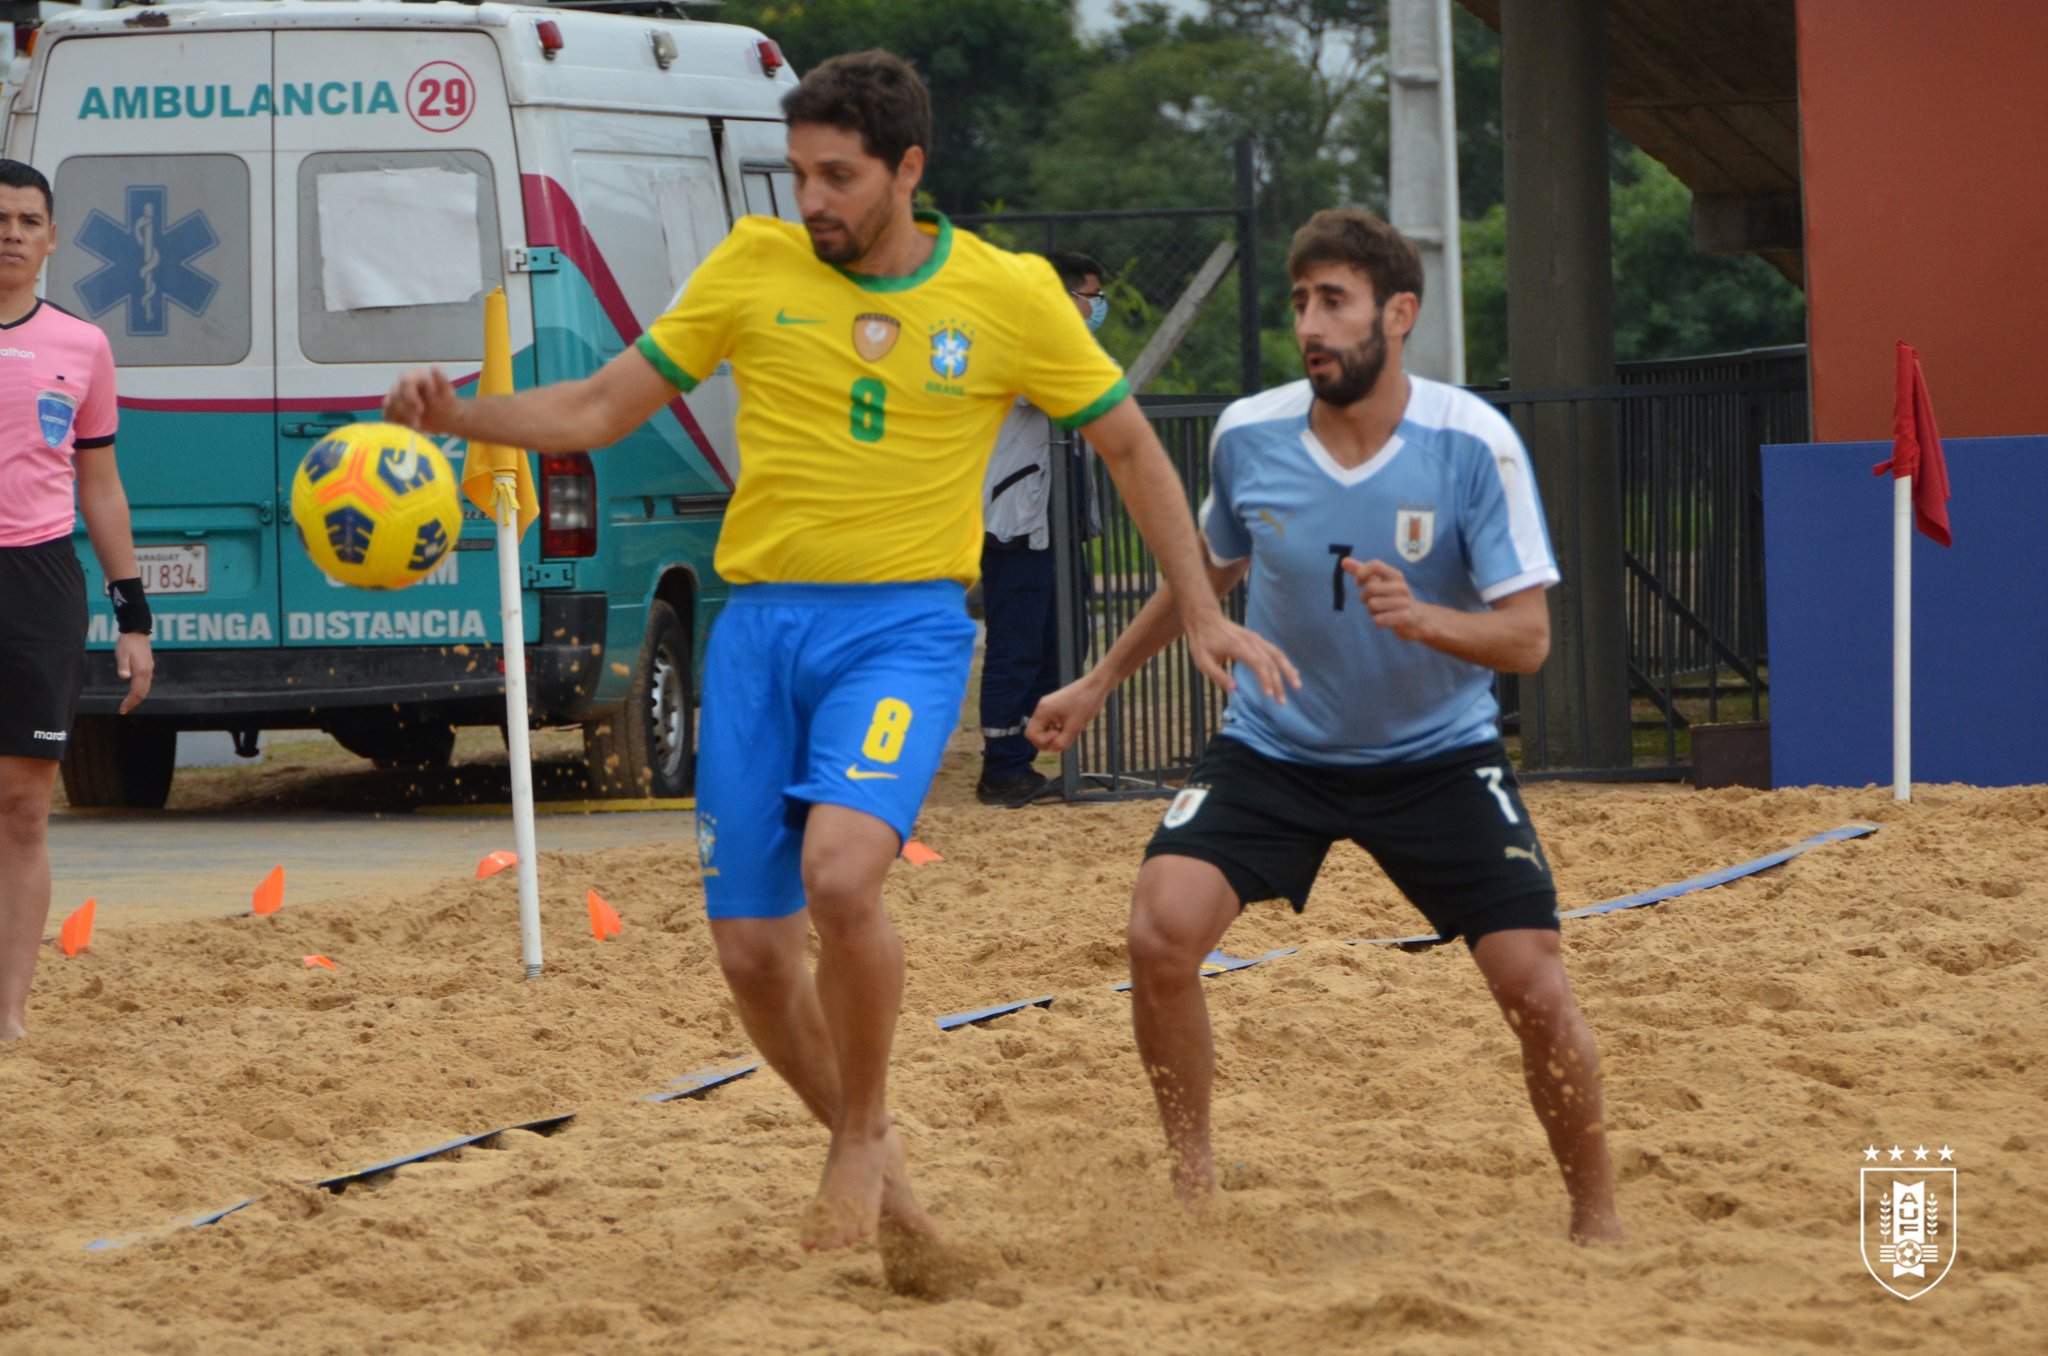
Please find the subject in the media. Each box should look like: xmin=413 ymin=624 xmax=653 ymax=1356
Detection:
xmin=1210 ymin=380 xmax=1313 ymax=455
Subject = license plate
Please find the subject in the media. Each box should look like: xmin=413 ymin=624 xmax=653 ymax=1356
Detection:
xmin=136 ymin=544 xmax=208 ymax=595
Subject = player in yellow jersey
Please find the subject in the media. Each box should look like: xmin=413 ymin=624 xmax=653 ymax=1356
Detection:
xmin=385 ymin=50 xmax=1297 ymax=1266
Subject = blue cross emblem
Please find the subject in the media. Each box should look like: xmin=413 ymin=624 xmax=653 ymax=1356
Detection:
xmin=74 ymin=186 xmax=219 ymax=338
xmin=930 ymin=327 xmax=971 ymax=381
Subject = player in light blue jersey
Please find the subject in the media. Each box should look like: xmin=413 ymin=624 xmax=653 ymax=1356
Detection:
xmin=1030 ymin=208 xmax=1621 ymax=1243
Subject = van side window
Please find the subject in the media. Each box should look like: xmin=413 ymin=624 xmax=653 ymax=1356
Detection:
xmin=741 ymin=168 xmax=801 ymax=223
xmin=298 ymin=150 xmax=503 ymax=363
xmin=49 ymin=155 xmax=254 ymax=368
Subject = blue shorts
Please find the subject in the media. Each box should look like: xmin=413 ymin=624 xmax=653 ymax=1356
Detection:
xmin=695 ymin=582 xmax=976 ymax=920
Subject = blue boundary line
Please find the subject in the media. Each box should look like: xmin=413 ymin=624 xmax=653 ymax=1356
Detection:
xmin=82 ymin=825 xmax=1879 ymax=1252
xmin=951 ymin=822 xmax=1882 ymax=1014
xmin=644 ymin=1059 xmax=760 ymax=1103
xmin=935 ymin=995 xmax=1056 ymax=1030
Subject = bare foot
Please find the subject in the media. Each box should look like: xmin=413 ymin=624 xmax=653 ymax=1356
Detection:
xmin=879 ymin=1127 xmax=938 ymax=1241
xmin=1170 ymin=1154 xmax=1217 ymax=1212
xmin=1570 ymin=1207 xmax=1624 ymax=1245
xmin=0 ymin=1020 xmax=25 ymax=1043
xmin=801 ymin=1130 xmax=889 ymax=1251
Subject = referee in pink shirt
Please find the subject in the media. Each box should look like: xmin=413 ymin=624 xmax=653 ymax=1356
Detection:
xmin=0 ymin=160 xmax=151 ymax=1041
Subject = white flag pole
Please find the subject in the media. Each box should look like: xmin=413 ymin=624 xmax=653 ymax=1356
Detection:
xmin=1892 ymin=474 xmax=1912 ymax=803
xmin=495 ymin=474 xmax=544 ymax=976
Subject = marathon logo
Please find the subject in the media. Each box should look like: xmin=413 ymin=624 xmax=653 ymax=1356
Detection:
xmin=32 ymin=730 xmax=67 ymax=742
xmin=88 ymin=611 xmax=274 ymax=644
xmin=288 ymin=609 xmax=488 ymax=642
xmin=77 ymin=81 xmax=401 ymax=122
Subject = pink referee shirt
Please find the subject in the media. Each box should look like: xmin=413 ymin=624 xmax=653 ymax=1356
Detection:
xmin=0 ymin=300 xmax=119 ymax=548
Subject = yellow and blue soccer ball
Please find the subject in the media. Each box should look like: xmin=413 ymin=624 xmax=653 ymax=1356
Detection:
xmin=290 ymin=422 xmax=462 ymax=590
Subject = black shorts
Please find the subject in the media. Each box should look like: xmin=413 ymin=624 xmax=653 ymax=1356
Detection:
xmin=1144 ymin=735 xmax=1559 ymax=946
xmin=0 ymin=536 xmax=88 ymax=762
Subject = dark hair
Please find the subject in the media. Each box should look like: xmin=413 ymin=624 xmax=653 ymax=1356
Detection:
xmin=1045 ymin=250 xmax=1104 ymax=292
xmin=1285 ymin=207 xmax=1422 ymax=306
xmin=781 ymin=50 xmax=931 ymax=173
xmin=0 ymin=160 xmax=52 ymax=217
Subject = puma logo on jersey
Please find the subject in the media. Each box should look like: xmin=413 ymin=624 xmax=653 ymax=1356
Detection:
xmin=1503 ymin=844 xmax=1542 ymax=866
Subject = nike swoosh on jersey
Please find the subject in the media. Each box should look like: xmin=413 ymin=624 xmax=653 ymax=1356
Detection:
xmin=845 ymin=764 xmax=898 ymax=781
xmin=775 ymin=310 xmax=823 ymax=325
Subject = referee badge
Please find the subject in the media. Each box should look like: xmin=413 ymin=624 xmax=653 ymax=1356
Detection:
xmin=38 ymin=389 xmax=78 ymax=448
xmin=1395 ymin=505 xmax=1436 ymax=563
xmin=1162 ymin=785 xmax=1209 ymax=829
xmin=853 ymin=313 xmax=900 ymax=362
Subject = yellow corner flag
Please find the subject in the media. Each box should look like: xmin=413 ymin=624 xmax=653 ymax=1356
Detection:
xmin=462 ymin=287 xmax=539 ymax=537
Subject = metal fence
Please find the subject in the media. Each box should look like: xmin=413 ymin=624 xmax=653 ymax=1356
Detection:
xmin=1046 ymin=350 xmax=1809 ymax=798
xmin=952 ymin=141 xmax=1262 ymax=396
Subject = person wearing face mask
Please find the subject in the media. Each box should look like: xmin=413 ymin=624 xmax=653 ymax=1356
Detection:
xmin=975 ymin=250 xmax=1108 ymax=806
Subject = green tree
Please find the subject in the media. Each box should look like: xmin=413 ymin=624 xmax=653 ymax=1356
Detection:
xmin=719 ymin=1 xmax=1083 ymax=213
xmin=1460 ymin=148 xmax=1807 ymax=384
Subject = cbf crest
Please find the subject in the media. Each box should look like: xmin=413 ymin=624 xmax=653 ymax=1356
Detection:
xmin=1394 ymin=505 xmax=1435 ymax=563
xmin=1860 ymin=1146 xmax=1957 ymax=1300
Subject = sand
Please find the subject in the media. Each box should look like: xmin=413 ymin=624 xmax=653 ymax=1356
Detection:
xmin=3 ymin=759 xmax=2043 ymax=1354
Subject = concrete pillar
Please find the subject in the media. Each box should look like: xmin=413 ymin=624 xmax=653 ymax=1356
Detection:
xmin=1389 ymin=0 xmax=1466 ymax=383
xmin=1501 ymin=0 xmax=1632 ymax=770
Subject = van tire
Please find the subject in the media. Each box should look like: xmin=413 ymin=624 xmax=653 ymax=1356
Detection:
xmin=583 ymin=600 xmax=694 ymax=798
xmin=330 ymin=717 xmax=457 ymax=771
xmin=60 ymin=716 xmax=178 ymax=809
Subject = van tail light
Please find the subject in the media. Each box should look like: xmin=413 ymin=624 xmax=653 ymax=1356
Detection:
xmin=540 ymin=453 xmax=596 ymax=557
xmin=757 ymin=39 xmax=785 ymax=76
xmin=534 ymin=19 xmax=564 ymax=59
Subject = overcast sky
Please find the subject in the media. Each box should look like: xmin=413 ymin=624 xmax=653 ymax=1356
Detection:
xmin=1074 ymin=0 xmax=1205 ymax=35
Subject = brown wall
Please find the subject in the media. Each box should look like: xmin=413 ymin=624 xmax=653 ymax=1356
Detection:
xmin=1797 ymin=0 xmax=2048 ymax=441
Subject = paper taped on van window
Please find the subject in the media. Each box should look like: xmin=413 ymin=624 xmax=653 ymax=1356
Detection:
xmin=317 ymin=167 xmax=484 ymax=311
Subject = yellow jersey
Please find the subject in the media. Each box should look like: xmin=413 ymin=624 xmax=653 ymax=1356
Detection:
xmin=636 ymin=212 xmax=1128 ymax=586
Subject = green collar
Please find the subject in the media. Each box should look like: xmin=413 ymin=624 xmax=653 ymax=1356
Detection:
xmin=832 ymin=210 xmax=952 ymax=292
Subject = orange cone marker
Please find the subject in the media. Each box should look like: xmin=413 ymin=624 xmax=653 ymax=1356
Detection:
xmin=58 ymin=898 xmax=96 ymax=956
xmin=301 ymin=955 xmax=337 ymax=970
xmin=253 ymin=866 xmax=285 ymax=916
xmin=587 ymin=890 xmax=622 ymax=940
xmin=476 ymin=850 xmax=517 ymax=880
xmin=901 ymin=840 xmax=943 ymax=865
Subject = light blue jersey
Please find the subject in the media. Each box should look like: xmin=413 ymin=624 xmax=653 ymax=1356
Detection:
xmin=1200 ymin=377 xmax=1559 ymax=766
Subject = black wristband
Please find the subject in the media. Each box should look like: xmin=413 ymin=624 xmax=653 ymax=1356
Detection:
xmin=107 ymin=576 xmax=153 ymax=635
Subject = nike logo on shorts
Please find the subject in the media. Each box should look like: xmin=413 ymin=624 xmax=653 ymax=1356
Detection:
xmin=845 ymin=764 xmax=898 ymax=781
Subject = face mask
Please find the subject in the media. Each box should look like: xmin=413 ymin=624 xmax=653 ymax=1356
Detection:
xmin=1085 ymin=294 xmax=1108 ymax=332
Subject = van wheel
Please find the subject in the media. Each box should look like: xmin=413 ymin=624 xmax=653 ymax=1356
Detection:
xmin=60 ymin=716 xmax=178 ymax=809
xmin=583 ymin=600 xmax=694 ymax=798
xmin=330 ymin=716 xmax=457 ymax=770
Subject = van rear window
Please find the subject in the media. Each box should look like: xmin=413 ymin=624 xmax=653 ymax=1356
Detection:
xmin=741 ymin=168 xmax=801 ymax=224
xmin=297 ymin=149 xmax=503 ymax=364
xmin=49 ymin=154 xmax=253 ymax=368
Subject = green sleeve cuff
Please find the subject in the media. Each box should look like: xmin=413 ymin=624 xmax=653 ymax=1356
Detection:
xmin=1052 ymin=376 xmax=1131 ymax=431
xmin=635 ymin=333 xmax=699 ymax=393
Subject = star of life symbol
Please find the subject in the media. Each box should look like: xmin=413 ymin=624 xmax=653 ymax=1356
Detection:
xmin=1860 ymin=1144 xmax=1957 ymax=1300
xmin=74 ymin=185 xmax=220 ymax=338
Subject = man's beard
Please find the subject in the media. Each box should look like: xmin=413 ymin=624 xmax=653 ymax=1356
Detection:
xmin=804 ymin=194 xmax=894 ymax=266
xmin=1303 ymin=315 xmax=1389 ymax=407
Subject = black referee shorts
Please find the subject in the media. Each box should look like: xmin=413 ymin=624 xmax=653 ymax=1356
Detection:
xmin=1144 ymin=734 xmax=1559 ymax=947
xmin=0 ymin=536 xmax=88 ymax=762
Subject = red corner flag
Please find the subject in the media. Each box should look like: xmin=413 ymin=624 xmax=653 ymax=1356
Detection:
xmin=1871 ymin=341 xmax=1952 ymax=546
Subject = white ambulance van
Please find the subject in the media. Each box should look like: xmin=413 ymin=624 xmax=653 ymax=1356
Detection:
xmin=7 ymin=0 xmax=801 ymax=804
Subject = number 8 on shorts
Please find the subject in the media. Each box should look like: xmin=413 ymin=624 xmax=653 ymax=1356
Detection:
xmin=861 ymin=697 xmax=913 ymax=764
